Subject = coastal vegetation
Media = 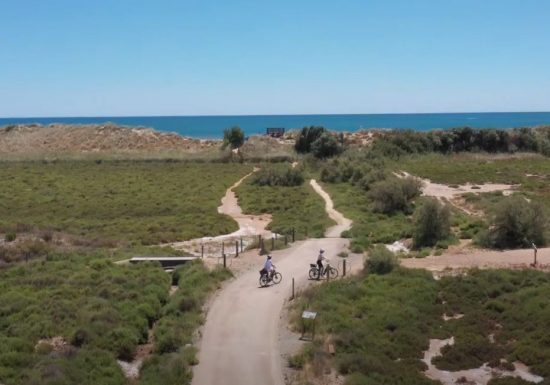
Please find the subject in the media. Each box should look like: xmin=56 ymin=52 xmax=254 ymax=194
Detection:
xmin=235 ymin=165 xmax=334 ymax=238
xmin=290 ymin=267 xmax=550 ymax=384
xmin=0 ymin=253 xmax=168 ymax=385
xmin=0 ymin=160 xmax=251 ymax=246
xmin=138 ymin=261 xmax=231 ymax=385
xmin=0 ymin=254 xmax=229 ymax=385
xmin=222 ymin=126 xmax=245 ymax=149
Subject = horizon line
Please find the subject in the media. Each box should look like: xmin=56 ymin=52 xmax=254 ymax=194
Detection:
xmin=2 ymin=110 xmax=550 ymax=120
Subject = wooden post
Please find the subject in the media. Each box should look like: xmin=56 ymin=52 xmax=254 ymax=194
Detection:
xmin=235 ymin=240 xmax=239 ymax=257
xmin=240 ymin=237 xmax=243 ymax=252
xmin=223 ymin=253 xmax=226 ymax=268
xmin=343 ymin=259 xmax=347 ymax=277
xmin=201 ymin=244 xmax=204 ymax=259
xmin=291 ymin=277 xmax=295 ymax=300
xmin=222 ymin=242 xmax=225 ymax=257
xmin=533 ymin=242 xmax=538 ymax=266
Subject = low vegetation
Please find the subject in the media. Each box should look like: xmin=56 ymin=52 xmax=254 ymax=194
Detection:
xmin=364 ymin=245 xmax=399 ymax=274
xmin=0 ymin=161 xmax=251 ymax=245
xmin=290 ymin=268 xmax=550 ymax=384
xmin=235 ymin=166 xmax=334 ymax=238
xmin=369 ymin=177 xmax=421 ymax=215
xmin=0 ymin=253 xmax=169 ymax=385
xmin=251 ymin=166 xmax=304 ymax=187
xmin=138 ymin=261 xmax=231 ymax=385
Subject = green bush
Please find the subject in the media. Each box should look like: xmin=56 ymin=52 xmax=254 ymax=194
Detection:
xmin=251 ymin=167 xmax=304 ymax=186
xmin=365 ymin=245 xmax=399 ymax=274
xmin=295 ymin=126 xmax=326 ymax=154
xmin=479 ymin=195 xmax=547 ymax=249
xmin=369 ymin=177 xmax=422 ymax=214
xmin=222 ymin=126 xmax=245 ymax=149
xmin=5 ymin=232 xmax=16 ymax=242
xmin=311 ymin=132 xmax=341 ymax=159
xmin=413 ymin=198 xmax=451 ymax=248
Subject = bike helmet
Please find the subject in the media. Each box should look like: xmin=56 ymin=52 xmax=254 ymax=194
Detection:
xmin=267 ymin=255 xmax=272 ymax=259
xmin=320 ymin=249 xmax=325 ymax=254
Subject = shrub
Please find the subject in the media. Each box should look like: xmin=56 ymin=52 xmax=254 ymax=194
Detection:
xmin=311 ymin=133 xmax=341 ymax=158
xmin=480 ymin=195 xmax=548 ymax=249
xmin=413 ymin=199 xmax=451 ymax=248
xmin=295 ymin=126 xmax=326 ymax=153
xmin=369 ymin=177 xmax=422 ymax=214
xmin=222 ymin=126 xmax=245 ymax=149
xmin=251 ymin=167 xmax=304 ymax=187
xmin=5 ymin=232 xmax=16 ymax=242
xmin=365 ymin=246 xmax=399 ymax=274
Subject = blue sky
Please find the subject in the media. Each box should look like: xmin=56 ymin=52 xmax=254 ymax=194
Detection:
xmin=1 ymin=0 xmax=549 ymax=117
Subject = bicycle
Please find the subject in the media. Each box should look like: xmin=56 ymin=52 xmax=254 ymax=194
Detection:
xmin=309 ymin=262 xmax=338 ymax=280
xmin=259 ymin=269 xmax=282 ymax=287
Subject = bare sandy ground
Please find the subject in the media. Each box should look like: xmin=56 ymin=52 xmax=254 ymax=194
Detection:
xmin=397 ymin=171 xmax=518 ymax=216
xmin=401 ymin=247 xmax=550 ymax=272
xmin=191 ymin=180 xmax=354 ymax=385
xmin=310 ymin=179 xmax=353 ymax=238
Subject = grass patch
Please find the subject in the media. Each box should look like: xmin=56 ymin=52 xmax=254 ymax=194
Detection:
xmin=0 ymin=160 xmax=251 ymax=245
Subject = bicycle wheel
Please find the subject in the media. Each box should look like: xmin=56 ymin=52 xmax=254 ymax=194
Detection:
xmin=272 ymin=272 xmax=282 ymax=284
xmin=259 ymin=275 xmax=269 ymax=287
xmin=309 ymin=268 xmax=318 ymax=280
xmin=329 ymin=267 xmax=339 ymax=279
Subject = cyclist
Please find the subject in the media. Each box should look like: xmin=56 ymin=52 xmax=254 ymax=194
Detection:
xmin=262 ymin=255 xmax=275 ymax=281
xmin=317 ymin=249 xmax=327 ymax=279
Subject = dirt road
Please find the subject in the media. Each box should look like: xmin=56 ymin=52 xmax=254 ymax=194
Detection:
xmin=192 ymin=180 xmax=353 ymax=385
xmin=402 ymin=247 xmax=550 ymax=271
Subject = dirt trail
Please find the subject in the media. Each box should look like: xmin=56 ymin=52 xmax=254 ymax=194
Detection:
xmin=402 ymin=247 xmax=550 ymax=272
xmin=169 ymin=169 xmax=273 ymax=257
xmin=191 ymin=180 xmax=354 ymax=385
xmin=310 ymin=179 xmax=353 ymax=237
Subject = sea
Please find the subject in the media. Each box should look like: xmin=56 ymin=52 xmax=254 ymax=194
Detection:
xmin=1 ymin=112 xmax=550 ymax=139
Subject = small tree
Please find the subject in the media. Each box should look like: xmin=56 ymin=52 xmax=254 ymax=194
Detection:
xmin=365 ymin=245 xmax=399 ymax=274
xmin=369 ymin=177 xmax=422 ymax=214
xmin=413 ymin=198 xmax=451 ymax=248
xmin=311 ymin=133 xmax=341 ymax=158
xmin=295 ymin=126 xmax=326 ymax=153
xmin=481 ymin=196 xmax=547 ymax=249
xmin=222 ymin=126 xmax=245 ymax=149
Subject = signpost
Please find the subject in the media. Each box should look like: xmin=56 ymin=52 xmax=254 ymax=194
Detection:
xmin=301 ymin=311 xmax=317 ymax=340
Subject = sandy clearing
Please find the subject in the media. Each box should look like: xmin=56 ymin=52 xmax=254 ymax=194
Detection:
xmin=310 ymin=179 xmax=353 ymax=238
xmin=396 ymin=171 xmax=518 ymax=216
xmin=401 ymin=247 xmax=550 ymax=272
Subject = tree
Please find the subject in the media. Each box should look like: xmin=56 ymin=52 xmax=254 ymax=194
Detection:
xmin=311 ymin=132 xmax=341 ymax=158
xmin=222 ymin=126 xmax=245 ymax=149
xmin=369 ymin=177 xmax=422 ymax=214
xmin=295 ymin=126 xmax=326 ymax=153
xmin=481 ymin=195 xmax=547 ymax=249
xmin=413 ymin=198 xmax=451 ymax=248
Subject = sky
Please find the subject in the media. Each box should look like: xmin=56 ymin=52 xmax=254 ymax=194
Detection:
xmin=1 ymin=0 xmax=550 ymax=117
